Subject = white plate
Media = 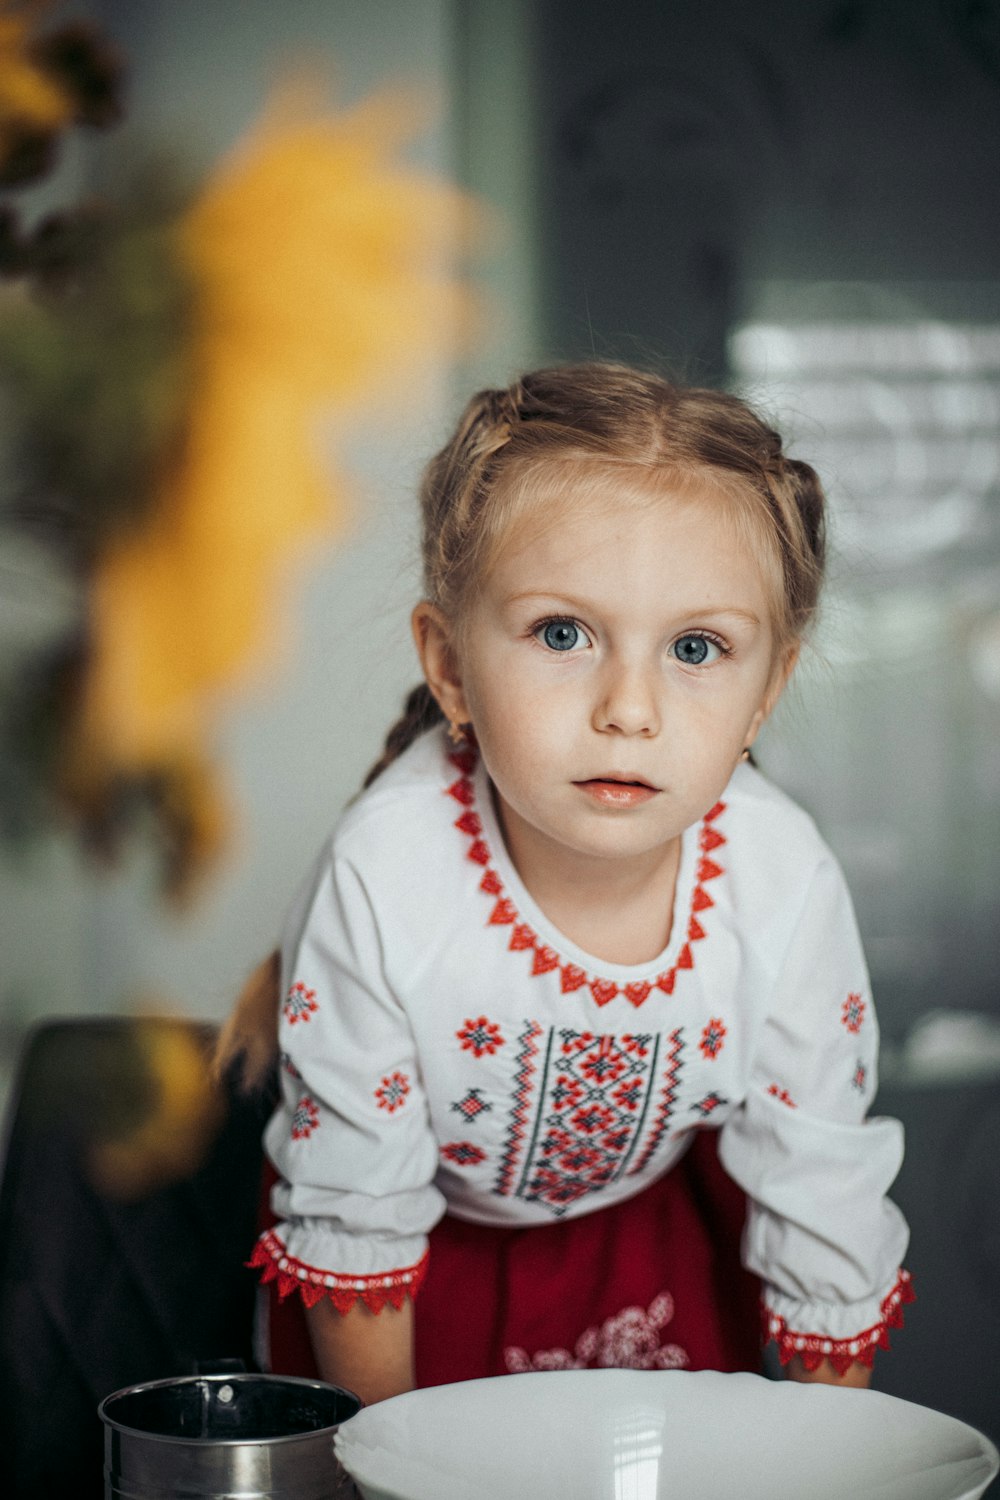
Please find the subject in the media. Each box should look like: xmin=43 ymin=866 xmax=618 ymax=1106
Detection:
xmin=334 ymin=1369 xmax=999 ymax=1500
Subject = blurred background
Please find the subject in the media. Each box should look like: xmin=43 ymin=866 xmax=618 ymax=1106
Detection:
xmin=0 ymin=0 xmax=998 ymax=1477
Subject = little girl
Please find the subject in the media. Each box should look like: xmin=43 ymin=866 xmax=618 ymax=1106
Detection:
xmin=226 ymin=362 xmax=912 ymax=1405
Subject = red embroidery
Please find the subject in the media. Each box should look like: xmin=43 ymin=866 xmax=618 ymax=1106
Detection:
xmin=283 ymin=982 xmax=318 ymax=1024
xmin=291 ymin=1095 xmax=320 ymax=1140
xmin=767 ymin=1084 xmax=796 ymax=1107
xmin=441 ymin=1140 xmax=487 ymax=1166
xmin=852 ymin=1060 xmax=868 ymax=1092
xmin=763 ymin=1269 xmax=915 ymax=1375
xmin=631 ymin=1027 xmax=684 ymax=1174
xmin=842 ymin=992 xmax=866 ymax=1033
xmin=249 ymin=1228 xmax=428 ymax=1313
xmin=495 ymin=1019 xmax=544 ymax=1195
xmin=451 ymin=1087 xmax=492 ymax=1123
xmin=447 ymin=745 xmax=726 ymax=1007
xmin=699 ymin=1017 xmax=726 ymax=1059
xmin=691 ymin=1091 xmax=726 ymax=1118
xmin=279 ymin=1052 xmax=302 ymax=1081
xmin=374 ymin=1071 xmax=410 ymax=1113
xmin=456 ymin=1016 xmax=506 ymax=1057
xmin=505 ymin=1291 xmax=689 ymax=1373
xmin=513 ymin=1027 xmax=661 ymax=1213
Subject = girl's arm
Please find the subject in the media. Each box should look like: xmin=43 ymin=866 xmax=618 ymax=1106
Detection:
xmin=786 ymin=1356 xmax=872 ymax=1389
xmin=305 ymin=1298 xmax=415 ymax=1406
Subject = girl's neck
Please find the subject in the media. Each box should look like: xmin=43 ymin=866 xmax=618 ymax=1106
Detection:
xmin=492 ymin=788 xmax=683 ymax=967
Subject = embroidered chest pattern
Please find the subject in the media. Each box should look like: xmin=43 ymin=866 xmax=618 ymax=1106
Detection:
xmin=444 ymin=746 xmax=727 ymax=1009
xmin=496 ymin=1027 xmax=693 ymax=1214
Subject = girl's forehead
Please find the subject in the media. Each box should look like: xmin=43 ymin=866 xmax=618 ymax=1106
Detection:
xmin=480 ymin=455 xmax=786 ymax=625
xmin=492 ymin=456 xmax=759 ymax=560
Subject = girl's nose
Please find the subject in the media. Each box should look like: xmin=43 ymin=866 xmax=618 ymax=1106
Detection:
xmin=593 ymin=657 xmax=661 ymax=737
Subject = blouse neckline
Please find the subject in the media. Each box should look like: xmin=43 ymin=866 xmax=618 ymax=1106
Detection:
xmin=443 ymin=739 xmax=728 ymax=1009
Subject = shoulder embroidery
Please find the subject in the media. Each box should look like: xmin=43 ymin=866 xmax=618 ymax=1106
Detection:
xmin=445 ymin=747 xmax=726 ymax=1007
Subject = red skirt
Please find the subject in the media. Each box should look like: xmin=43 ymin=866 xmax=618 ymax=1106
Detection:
xmin=262 ymin=1132 xmax=761 ymax=1386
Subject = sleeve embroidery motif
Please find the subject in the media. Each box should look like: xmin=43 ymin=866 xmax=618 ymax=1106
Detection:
xmin=841 ymin=992 xmax=866 ymax=1032
xmin=290 ymin=1095 xmax=320 ymax=1140
xmin=283 ymin=981 xmax=319 ymax=1024
xmin=374 ymin=1071 xmax=411 ymax=1113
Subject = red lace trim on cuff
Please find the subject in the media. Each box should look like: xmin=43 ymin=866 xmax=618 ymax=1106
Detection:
xmin=248 ymin=1227 xmax=429 ymax=1314
xmin=762 ymin=1268 xmax=915 ymax=1375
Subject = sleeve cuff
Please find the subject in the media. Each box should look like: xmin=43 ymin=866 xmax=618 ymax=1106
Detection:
xmin=249 ymin=1226 xmax=430 ymax=1314
xmin=762 ymin=1268 xmax=915 ymax=1374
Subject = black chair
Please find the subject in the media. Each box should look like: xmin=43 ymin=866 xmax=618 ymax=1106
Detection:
xmin=0 ymin=1016 xmax=275 ymax=1499
xmin=871 ymin=1076 xmax=1000 ymax=1458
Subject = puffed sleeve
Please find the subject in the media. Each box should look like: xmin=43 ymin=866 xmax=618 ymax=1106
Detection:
xmin=718 ymin=854 xmax=913 ymax=1373
xmin=249 ymin=842 xmax=446 ymax=1313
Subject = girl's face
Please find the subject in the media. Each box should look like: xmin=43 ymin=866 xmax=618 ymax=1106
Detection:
xmin=415 ymin=468 xmax=795 ymax=887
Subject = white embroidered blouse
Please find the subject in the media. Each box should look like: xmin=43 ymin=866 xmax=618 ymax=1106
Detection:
xmin=254 ymin=728 xmax=912 ymax=1371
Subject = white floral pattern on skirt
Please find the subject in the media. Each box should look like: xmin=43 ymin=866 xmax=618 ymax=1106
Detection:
xmin=504 ymin=1291 xmax=690 ymax=1373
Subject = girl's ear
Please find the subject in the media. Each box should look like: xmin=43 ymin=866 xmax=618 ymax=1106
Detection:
xmin=411 ymin=602 xmax=470 ymax=726
xmin=746 ymin=640 xmax=800 ymax=748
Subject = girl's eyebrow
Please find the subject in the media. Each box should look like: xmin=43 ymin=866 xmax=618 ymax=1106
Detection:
xmin=503 ymin=589 xmax=763 ymax=628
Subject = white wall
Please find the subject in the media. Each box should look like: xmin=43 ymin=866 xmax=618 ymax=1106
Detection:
xmin=0 ymin=0 xmax=538 ymax=1088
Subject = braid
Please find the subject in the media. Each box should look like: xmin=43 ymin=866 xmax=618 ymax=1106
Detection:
xmin=362 ymin=682 xmax=443 ymax=789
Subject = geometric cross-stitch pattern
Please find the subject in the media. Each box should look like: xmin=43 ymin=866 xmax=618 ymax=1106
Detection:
xmin=690 ymin=1091 xmax=727 ymax=1119
xmin=451 ymin=1087 xmax=492 ymax=1123
xmin=440 ymin=1140 xmax=487 ymax=1167
xmin=504 ymin=1028 xmax=665 ymax=1215
xmin=841 ymin=992 xmax=866 ymax=1033
xmin=456 ymin=1016 xmax=506 ymax=1057
xmin=283 ymin=981 xmax=318 ymax=1024
xmin=374 ymin=1071 xmax=410 ymax=1113
xmin=699 ymin=1017 xmax=726 ymax=1059
xmin=291 ymin=1094 xmax=320 ymax=1140
xmin=629 ymin=1027 xmax=685 ymax=1176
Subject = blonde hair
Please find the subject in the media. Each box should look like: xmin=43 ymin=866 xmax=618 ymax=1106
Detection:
xmin=365 ymin=360 xmax=826 ymax=787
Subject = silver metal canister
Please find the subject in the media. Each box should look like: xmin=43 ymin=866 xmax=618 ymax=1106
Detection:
xmin=99 ymin=1371 xmax=362 ymax=1499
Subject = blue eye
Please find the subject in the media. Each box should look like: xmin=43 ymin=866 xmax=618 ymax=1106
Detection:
xmin=538 ymin=619 xmax=588 ymax=652
xmin=672 ymin=633 xmax=723 ymax=666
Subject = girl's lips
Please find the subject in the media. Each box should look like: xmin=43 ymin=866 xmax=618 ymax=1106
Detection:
xmin=574 ymin=778 xmax=659 ymax=808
